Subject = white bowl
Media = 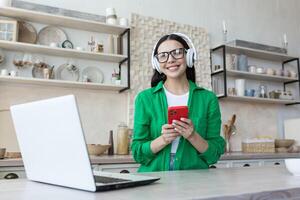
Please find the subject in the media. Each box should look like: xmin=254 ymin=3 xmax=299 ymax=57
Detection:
xmin=285 ymin=159 xmax=300 ymax=176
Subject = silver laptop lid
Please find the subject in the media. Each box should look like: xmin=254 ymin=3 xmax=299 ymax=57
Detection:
xmin=10 ymin=95 xmax=96 ymax=192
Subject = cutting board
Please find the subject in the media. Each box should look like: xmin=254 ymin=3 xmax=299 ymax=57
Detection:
xmin=284 ymin=118 xmax=300 ymax=146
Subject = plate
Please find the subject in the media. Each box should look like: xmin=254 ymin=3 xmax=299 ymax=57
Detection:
xmin=56 ymin=63 xmax=80 ymax=81
xmin=18 ymin=21 xmax=37 ymax=44
xmin=81 ymin=66 xmax=104 ymax=83
xmin=37 ymin=26 xmax=68 ymax=47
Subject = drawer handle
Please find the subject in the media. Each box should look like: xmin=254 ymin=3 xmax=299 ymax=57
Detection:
xmin=209 ymin=165 xmax=217 ymax=169
xmin=4 ymin=173 xmax=19 ymax=179
xmin=120 ymin=170 xmax=130 ymax=174
xmin=243 ymin=164 xmax=250 ymax=167
xmin=274 ymin=162 xmax=280 ymax=165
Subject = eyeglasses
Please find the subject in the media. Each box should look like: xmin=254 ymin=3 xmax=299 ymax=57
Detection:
xmin=155 ymin=48 xmax=186 ymax=63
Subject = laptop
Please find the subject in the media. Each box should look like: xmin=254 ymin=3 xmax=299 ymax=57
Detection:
xmin=10 ymin=95 xmax=159 ymax=192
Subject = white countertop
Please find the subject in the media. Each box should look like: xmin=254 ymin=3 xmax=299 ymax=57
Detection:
xmin=1 ymin=152 xmax=300 ymax=167
xmin=0 ymin=166 xmax=300 ymax=200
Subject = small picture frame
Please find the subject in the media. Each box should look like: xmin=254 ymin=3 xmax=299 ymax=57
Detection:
xmin=0 ymin=19 xmax=18 ymax=42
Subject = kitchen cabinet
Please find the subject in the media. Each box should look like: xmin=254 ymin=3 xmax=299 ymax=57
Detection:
xmin=96 ymin=163 xmax=140 ymax=173
xmin=210 ymin=158 xmax=284 ymax=168
xmin=0 ymin=6 xmax=130 ymax=92
xmin=0 ymin=166 xmax=26 ymax=179
xmin=210 ymin=44 xmax=300 ymax=105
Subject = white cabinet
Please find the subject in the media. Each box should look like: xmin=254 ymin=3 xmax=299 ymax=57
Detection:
xmin=212 ymin=159 xmax=284 ymax=168
xmin=97 ymin=164 xmax=140 ymax=173
xmin=0 ymin=167 xmax=26 ymax=179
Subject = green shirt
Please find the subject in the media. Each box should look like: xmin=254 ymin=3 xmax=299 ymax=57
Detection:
xmin=131 ymin=80 xmax=225 ymax=172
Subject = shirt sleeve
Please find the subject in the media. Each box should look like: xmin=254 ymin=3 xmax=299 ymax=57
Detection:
xmin=198 ymin=93 xmax=225 ymax=165
xmin=131 ymin=93 xmax=156 ymax=165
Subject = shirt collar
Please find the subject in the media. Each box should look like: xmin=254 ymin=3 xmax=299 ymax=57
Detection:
xmin=152 ymin=80 xmax=203 ymax=94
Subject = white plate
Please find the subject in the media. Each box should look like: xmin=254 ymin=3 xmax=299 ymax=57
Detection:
xmin=81 ymin=66 xmax=104 ymax=83
xmin=37 ymin=26 xmax=68 ymax=47
xmin=56 ymin=63 xmax=80 ymax=81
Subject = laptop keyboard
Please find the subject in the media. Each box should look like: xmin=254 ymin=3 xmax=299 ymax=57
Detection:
xmin=94 ymin=175 xmax=130 ymax=184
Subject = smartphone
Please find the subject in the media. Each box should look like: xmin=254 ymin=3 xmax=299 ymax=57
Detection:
xmin=168 ymin=106 xmax=189 ymax=124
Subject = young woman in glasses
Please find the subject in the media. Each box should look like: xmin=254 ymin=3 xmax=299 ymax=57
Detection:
xmin=131 ymin=33 xmax=225 ymax=172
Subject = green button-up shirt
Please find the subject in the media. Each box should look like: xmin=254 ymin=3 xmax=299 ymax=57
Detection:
xmin=131 ymin=80 xmax=225 ymax=172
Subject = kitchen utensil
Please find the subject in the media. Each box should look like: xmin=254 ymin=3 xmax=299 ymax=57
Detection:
xmin=258 ymin=84 xmax=268 ymax=98
xmin=56 ymin=63 xmax=80 ymax=81
xmin=275 ymin=139 xmax=294 ymax=148
xmin=248 ymin=65 xmax=256 ymax=73
xmin=117 ymin=122 xmax=129 ymax=155
xmin=269 ymin=90 xmax=281 ymax=99
xmin=87 ymin=144 xmax=111 ymax=156
xmin=289 ymin=70 xmax=297 ymax=78
xmin=256 ymin=67 xmax=265 ymax=74
xmin=37 ymin=26 xmax=68 ymax=47
xmin=81 ymin=66 xmax=104 ymax=83
xmin=108 ymin=130 xmax=114 ymax=155
xmin=0 ymin=148 xmax=6 ymax=159
xmin=227 ymin=114 xmax=236 ymax=136
xmin=279 ymin=91 xmax=293 ymax=100
xmin=18 ymin=21 xmax=37 ymax=44
xmin=237 ymin=54 xmax=248 ymax=71
xmin=266 ymin=68 xmax=275 ymax=75
xmin=245 ymin=89 xmax=255 ymax=97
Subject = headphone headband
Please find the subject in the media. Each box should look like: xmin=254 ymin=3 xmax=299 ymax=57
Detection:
xmin=151 ymin=33 xmax=197 ymax=73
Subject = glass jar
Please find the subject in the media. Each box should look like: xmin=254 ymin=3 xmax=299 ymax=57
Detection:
xmin=116 ymin=122 xmax=129 ymax=155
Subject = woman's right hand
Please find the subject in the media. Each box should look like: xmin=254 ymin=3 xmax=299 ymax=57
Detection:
xmin=161 ymin=124 xmax=180 ymax=145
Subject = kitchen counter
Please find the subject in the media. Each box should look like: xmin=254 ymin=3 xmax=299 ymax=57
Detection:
xmin=0 ymin=166 xmax=300 ymax=199
xmin=1 ymin=152 xmax=299 ymax=167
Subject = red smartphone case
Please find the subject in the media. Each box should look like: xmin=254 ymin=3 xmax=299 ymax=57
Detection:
xmin=168 ymin=106 xmax=188 ymax=124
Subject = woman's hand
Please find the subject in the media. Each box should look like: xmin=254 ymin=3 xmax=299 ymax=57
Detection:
xmin=172 ymin=118 xmax=195 ymax=139
xmin=161 ymin=124 xmax=180 ymax=144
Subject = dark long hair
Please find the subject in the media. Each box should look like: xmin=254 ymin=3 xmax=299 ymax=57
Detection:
xmin=151 ymin=34 xmax=196 ymax=87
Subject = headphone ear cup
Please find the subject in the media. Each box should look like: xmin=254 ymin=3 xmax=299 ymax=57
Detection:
xmin=153 ymin=56 xmax=161 ymax=72
xmin=185 ymin=49 xmax=194 ymax=68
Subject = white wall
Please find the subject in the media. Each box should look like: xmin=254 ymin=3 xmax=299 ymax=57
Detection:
xmin=1 ymin=0 xmax=300 ymax=150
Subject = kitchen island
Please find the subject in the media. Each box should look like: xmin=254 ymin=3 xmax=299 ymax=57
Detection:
xmin=0 ymin=166 xmax=300 ymax=200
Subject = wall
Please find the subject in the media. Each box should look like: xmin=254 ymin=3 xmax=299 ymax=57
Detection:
xmin=1 ymin=0 xmax=300 ymax=150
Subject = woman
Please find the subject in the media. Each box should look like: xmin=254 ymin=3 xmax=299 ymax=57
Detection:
xmin=131 ymin=33 xmax=225 ymax=172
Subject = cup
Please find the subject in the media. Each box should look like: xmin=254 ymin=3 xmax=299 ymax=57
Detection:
xmin=245 ymin=89 xmax=255 ymax=97
xmin=119 ymin=17 xmax=128 ymax=27
xmin=266 ymin=68 xmax=275 ymax=76
xmin=9 ymin=70 xmax=17 ymax=77
xmin=235 ymin=79 xmax=245 ymax=96
xmin=256 ymin=67 xmax=265 ymax=74
xmin=49 ymin=42 xmax=59 ymax=48
xmin=0 ymin=69 xmax=8 ymax=76
xmin=289 ymin=70 xmax=297 ymax=78
xmin=248 ymin=65 xmax=256 ymax=73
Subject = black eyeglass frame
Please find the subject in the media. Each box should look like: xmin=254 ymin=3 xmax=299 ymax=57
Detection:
xmin=155 ymin=48 xmax=187 ymax=63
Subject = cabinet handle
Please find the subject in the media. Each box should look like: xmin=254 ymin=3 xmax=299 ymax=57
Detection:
xmin=120 ymin=170 xmax=130 ymax=174
xmin=209 ymin=165 xmax=217 ymax=169
xmin=243 ymin=164 xmax=250 ymax=167
xmin=274 ymin=162 xmax=280 ymax=165
xmin=4 ymin=173 xmax=19 ymax=179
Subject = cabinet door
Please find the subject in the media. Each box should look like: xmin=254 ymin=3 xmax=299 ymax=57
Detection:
xmin=98 ymin=164 xmax=140 ymax=173
xmin=0 ymin=167 xmax=26 ymax=179
xmin=232 ymin=160 xmax=262 ymax=168
xmin=263 ymin=159 xmax=284 ymax=167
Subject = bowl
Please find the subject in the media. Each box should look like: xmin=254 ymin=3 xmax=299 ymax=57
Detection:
xmin=275 ymin=139 xmax=295 ymax=148
xmin=87 ymin=144 xmax=111 ymax=156
xmin=0 ymin=148 xmax=6 ymax=159
xmin=285 ymin=159 xmax=300 ymax=176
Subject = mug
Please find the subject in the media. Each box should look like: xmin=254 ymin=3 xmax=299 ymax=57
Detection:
xmin=0 ymin=69 xmax=8 ymax=76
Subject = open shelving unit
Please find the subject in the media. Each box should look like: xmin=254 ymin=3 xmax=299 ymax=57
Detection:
xmin=210 ymin=44 xmax=300 ymax=105
xmin=0 ymin=6 xmax=131 ymax=92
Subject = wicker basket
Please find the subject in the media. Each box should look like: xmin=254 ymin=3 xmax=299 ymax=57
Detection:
xmin=242 ymin=142 xmax=275 ymax=153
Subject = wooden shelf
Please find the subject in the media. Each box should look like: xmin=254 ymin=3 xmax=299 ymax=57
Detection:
xmin=226 ymin=69 xmax=298 ymax=82
xmin=0 ymin=40 xmax=127 ymax=62
xmin=0 ymin=6 xmax=128 ymax=35
xmin=0 ymin=76 xmax=126 ymax=91
xmin=222 ymin=95 xmax=298 ymax=104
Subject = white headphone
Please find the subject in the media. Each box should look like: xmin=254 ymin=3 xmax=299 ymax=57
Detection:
xmin=151 ymin=32 xmax=197 ymax=74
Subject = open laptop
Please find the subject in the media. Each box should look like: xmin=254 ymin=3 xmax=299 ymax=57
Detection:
xmin=10 ymin=95 xmax=159 ymax=192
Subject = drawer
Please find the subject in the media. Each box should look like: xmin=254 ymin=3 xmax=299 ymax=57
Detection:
xmin=232 ymin=160 xmax=261 ymax=168
xmin=0 ymin=167 xmax=26 ymax=179
xmin=98 ymin=164 xmax=140 ymax=173
xmin=210 ymin=161 xmax=230 ymax=169
xmin=263 ymin=159 xmax=284 ymax=167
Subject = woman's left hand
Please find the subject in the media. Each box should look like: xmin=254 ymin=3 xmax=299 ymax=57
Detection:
xmin=172 ymin=118 xmax=195 ymax=139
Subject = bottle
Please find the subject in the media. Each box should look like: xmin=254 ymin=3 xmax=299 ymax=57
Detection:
xmin=108 ymin=130 xmax=114 ymax=155
xmin=116 ymin=122 xmax=129 ymax=155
